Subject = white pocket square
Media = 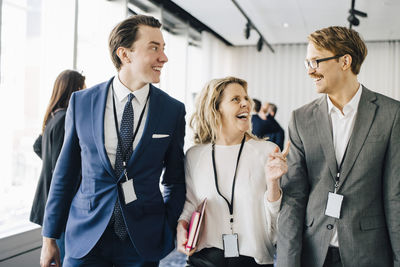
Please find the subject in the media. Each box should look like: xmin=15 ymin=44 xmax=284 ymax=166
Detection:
xmin=152 ymin=134 xmax=170 ymax=138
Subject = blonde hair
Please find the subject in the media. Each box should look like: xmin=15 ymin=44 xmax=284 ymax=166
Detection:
xmin=190 ymin=76 xmax=254 ymax=144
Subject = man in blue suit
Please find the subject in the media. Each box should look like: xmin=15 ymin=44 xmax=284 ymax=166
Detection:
xmin=40 ymin=15 xmax=186 ymax=267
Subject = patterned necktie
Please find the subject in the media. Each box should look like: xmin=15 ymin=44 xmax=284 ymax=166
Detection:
xmin=112 ymin=93 xmax=134 ymax=240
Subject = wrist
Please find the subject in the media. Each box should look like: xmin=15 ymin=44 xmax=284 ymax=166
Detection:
xmin=266 ymin=184 xmax=282 ymax=202
xmin=267 ymin=180 xmax=280 ymax=190
xmin=43 ymin=236 xmax=56 ymax=243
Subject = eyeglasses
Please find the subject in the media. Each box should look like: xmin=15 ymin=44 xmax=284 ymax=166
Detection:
xmin=304 ymin=55 xmax=343 ymax=70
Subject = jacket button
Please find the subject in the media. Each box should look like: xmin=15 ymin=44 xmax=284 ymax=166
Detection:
xmin=327 ymin=224 xmax=334 ymax=230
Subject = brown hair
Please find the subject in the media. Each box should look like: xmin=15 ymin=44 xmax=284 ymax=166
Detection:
xmin=268 ymin=103 xmax=277 ymax=115
xmin=108 ymin=15 xmax=162 ymax=70
xmin=42 ymin=70 xmax=85 ymax=133
xmin=190 ymin=76 xmax=254 ymax=144
xmin=308 ymin=26 xmax=367 ymax=75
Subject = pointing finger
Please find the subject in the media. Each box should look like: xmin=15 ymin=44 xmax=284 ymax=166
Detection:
xmin=282 ymin=141 xmax=290 ymax=158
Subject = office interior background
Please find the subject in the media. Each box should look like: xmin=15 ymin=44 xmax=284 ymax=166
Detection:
xmin=0 ymin=0 xmax=399 ymax=265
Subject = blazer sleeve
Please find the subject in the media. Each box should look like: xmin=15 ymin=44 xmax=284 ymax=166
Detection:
xmin=383 ymin=106 xmax=400 ymax=266
xmin=33 ymin=134 xmax=42 ymax=159
xmin=42 ymin=94 xmax=82 ymax=238
xmin=50 ymin=114 xmax=66 ymax=173
xmin=161 ymin=103 xmax=186 ymax=230
xmin=178 ymin=151 xmax=197 ymax=223
xmin=276 ymin=111 xmax=310 ymax=267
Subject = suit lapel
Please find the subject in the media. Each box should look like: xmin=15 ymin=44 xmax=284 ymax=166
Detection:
xmin=91 ymin=78 xmax=116 ymax=179
xmin=313 ymin=96 xmax=338 ymax=181
xmin=339 ymin=87 xmax=377 ymax=189
xmin=122 ymin=84 xmax=162 ymax=180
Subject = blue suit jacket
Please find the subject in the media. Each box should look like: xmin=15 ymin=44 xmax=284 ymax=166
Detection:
xmin=42 ymin=78 xmax=186 ymax=261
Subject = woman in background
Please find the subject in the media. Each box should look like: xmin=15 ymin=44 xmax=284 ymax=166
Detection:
xmin=30 ymin=70 xmax=85 ymax=265
xmin=177 ymin=76 xmax=289 ymax=266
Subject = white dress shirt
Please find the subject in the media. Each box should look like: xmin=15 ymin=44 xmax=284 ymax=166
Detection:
xmin=179 ymin=139 xmax=282 ymax=264
xmin=104 ymin=75 xmax=150 ymax=168
xmin=327 ymin=84 xmax=362 ymax=247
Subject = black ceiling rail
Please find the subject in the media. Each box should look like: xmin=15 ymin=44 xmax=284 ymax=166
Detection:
xmin=149 ymin=0 xmax=233 ymax=46
xmin=231 ymin=0 xmax=274 ymax=53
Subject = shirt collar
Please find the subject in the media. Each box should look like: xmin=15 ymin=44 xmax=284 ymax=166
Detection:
xmin=327 ymin=83 xmax=362 ymax=115
xmin=113 ymin=75 xmax=150 ymax=105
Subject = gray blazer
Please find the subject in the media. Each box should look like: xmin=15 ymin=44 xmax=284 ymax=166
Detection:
xmin=277 ymin=86 xmax=400 ymax=267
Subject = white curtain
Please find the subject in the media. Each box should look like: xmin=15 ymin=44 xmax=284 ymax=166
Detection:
xmin=359 ymin=41 xmax=400 ymax=100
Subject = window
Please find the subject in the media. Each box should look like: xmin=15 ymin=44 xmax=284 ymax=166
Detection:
xmin=0 ymin=0 xmax=75 ymax=238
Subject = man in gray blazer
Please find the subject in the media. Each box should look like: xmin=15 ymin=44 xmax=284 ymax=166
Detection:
xmin=277 ymin=26 xmax=400 ymax=267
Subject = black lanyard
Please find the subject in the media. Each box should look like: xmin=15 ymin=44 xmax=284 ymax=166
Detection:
xmin=211 ymin=135 xmax=246 ymax=226
xmin=335 ymin=143 xmax=349 ymax=193
xmin=111 ymin=83 xmax=150 ymax=168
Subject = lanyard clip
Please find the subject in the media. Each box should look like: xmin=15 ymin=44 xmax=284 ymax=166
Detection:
xmin=229 ymin=215 xmax=234 ymax=233
xmin=334 ymin=174 xmax=339 ymax=194
xmin=124 ymin=169 xmax=129 ymax=182
xmin=122 ymin=161 xmax=129 ymax=182
xmin=334 ymin=183 xmax=339 ymax=194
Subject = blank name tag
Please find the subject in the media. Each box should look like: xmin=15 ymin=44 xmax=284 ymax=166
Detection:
xmin=222 ymin=234 xmax=239 ymax=258
xmin=121 ymin=179 xmax=137 ymax=204
xmin=325 ymin=192 xmax=344 ymax=219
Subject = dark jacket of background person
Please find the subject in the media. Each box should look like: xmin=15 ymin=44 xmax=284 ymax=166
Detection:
xmin=263 ymin=114 xmax=284 ymax=151
xmin=30 ymin=109 xmax=66 ymax=225
xmin=251 ymin=114 xmax=283 ymax=148
xmin=30 ymin=69 xmax=85 ymax=226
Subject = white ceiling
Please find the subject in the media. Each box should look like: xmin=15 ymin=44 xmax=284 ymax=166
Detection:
xmin=170 ymin=0 xmax=400 ymax=46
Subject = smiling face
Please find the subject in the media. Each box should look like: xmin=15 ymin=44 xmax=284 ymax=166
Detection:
xmin=306 ymin=41 xmax=344 ymax=95
xmin=218 ymin=83 xmax=251 ymax=138
xmin=126 ymin=25 xmax=168 ymax=87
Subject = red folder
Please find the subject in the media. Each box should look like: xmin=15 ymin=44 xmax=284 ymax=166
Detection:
xmin=185 ymin=198 xmax=207 ymax=251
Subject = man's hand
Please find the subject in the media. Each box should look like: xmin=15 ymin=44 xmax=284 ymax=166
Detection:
xmin=40 ymin=237 xmax=60 ymax=267
xmin=176 ymin=220 xmax=196 ymax=256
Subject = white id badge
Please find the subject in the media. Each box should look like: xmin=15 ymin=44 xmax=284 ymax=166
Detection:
xmin=121 ymin=179 xmax=137 ymax=204
xmin=222 ymin=234 xmax=239 ymax=258
xmin=325 ymin=192 xmax=344 ymax=219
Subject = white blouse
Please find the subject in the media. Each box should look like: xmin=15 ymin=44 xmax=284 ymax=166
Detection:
xmin=179 ymin=139 xmax=281 ymax=264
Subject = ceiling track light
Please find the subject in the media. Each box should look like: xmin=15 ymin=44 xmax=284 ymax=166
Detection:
xmin=244 ymin=21 xmax=251 ymax=39
xmin=257 ymin=37 xmax=263 ymax=52
xmin=347 ymin=0 xmax=368 ymax=29
xmin=232 ymin=0 xmax=274 ymax=53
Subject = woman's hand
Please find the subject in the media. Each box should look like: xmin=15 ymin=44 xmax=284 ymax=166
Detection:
xmin=265 ymin=142 xmax=290 ymax=201
xmin=265 ymin=142 xmax=290 ymax=181
xmin=176 ymin=220 xmax=196 ymax=256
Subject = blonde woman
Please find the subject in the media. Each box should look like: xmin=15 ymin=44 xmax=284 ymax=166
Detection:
xmin=177 ymin=77 xmax=289 ymax=267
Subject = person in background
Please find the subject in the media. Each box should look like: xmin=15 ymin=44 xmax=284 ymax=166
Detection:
xmin=40 ymin=15 xmax=186 ymax=267
xmin=251 ymin=98 xmax=267 ymax=136
xmin=31 ymin=69 xmax=86 ymax=265
xmin=251 ymin=99 xmax=284 ymax=150
xmin=252 ymin=98 xmax=262 ymax=116
xmin=263 ymin=103 xmax=284 ymax=151
xmin=177 ymin=77 xmax=289 ymax=267
xmin=277 ymin=26 xmax=400 ymax=267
